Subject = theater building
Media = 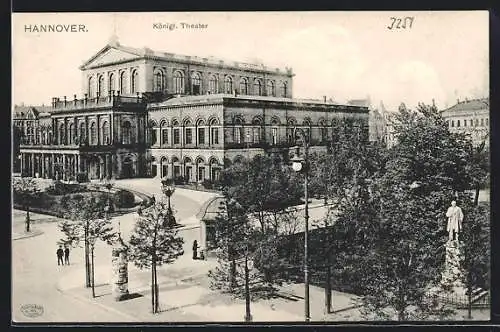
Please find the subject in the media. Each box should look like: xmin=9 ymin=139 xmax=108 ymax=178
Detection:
xmin=14 ymin=39 xmax=369 ymax=181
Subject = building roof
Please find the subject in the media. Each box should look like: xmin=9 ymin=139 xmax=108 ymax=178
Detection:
xmin=13 ymin=105 xmax=53 ymax=119
xmin=196 ymin=195 xmax=226 ymax=221
xmin=80 ymin=40 xmax=293 ymax=75
xmin=148 ymin=93 xmax=368 ymax=112
xmin=441 ymin=98 xmax=489 ymax=114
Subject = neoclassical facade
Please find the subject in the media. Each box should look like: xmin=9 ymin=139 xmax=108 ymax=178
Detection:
xmin=14 ymin=40 xmax=369 ymax=181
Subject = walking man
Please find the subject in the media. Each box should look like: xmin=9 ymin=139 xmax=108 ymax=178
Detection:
xmin=64 ymin=246 xmax=70 ymax=265
xmin=57 ymin=245 xmax=64 ymax=266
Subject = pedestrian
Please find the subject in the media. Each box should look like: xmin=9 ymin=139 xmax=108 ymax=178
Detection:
xmin=192 ymin=240 xmax=198 ymax=260
xmin=64 ymin=246 xmax=70 ymax=265
xmin=57 ymin=245 xmax=64 ymax=266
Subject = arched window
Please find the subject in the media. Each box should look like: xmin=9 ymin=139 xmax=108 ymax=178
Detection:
xmin=281 ymin=81 xmax=288 ymax=97
xmin=79 ymin=122 xmax=86 ymax=144
xmin=90 ymin=122 xmax=97 ymax=145
xmin=131 ymin=70 xmax=139 ymax=94
xmin=98 ymin=75 xmax=105 ymax=96
xmin=59 ymin=123 xmax=65 ymax=145
xmin=224 ymin=76 xmax=233 ymax=94
xmin=88 ymin=76 xmax=95 ymax=97
xmin=267 ymin=80 xmax=275 ymax=97
xmin=191 ymin=72 xmax=202 ymax=95
xmin=108 ymin=73 xmax=116 ymax=93
xmin=120 ymin=71 xmax=127 ymax=94
xmin=208 ymin=75 xmax=218 ymax=94
xmin=122 ymin=121 xmax=132 ymax=144
xmin=153 ymin=70 xmax=164 ymax=92
xmin=68 ymin=124 xmax=74 ymax=145
xmin=173 ymin=71 xmax=185 ymax=94
xmin=102 ymin=121 xmax=110 ymax=145
xmin=239 ymin=77 xmax=249 ymax=95
xmin=254 ymin=79 xmax=263 ymax=96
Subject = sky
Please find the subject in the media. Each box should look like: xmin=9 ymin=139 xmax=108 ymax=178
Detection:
xmin=12 ymin=11 xmax=489 ymax=111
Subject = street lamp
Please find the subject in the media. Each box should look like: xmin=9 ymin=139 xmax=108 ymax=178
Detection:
xmin=161 ymin=177 xmax=176 ymax=226
xmin=290 ymin=127 xmax=310 ymax=322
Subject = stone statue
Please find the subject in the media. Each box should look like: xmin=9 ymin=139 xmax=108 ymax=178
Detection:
xmin=446 ymin=201 xmax=463 ymax=242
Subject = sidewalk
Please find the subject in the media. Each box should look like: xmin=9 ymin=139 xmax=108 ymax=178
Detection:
xmin=59 ymin=257 xmax=362 ymax=322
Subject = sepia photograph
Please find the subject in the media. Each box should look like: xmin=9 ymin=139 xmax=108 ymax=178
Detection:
xmin=11 ymin=11 xmax=490 ymax=323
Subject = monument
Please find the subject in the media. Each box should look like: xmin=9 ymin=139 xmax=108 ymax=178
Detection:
xmin=111 ymin=236 xmax=129 ymax=301
xmin=441 ymin=201 xmax=466 ymax=293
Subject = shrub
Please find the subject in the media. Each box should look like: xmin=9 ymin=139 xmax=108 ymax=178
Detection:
xmin=113 ymin=189 xmax=136 ymax=208
xmin=202 ymin=179 xmax=214 ymax=189
xmin=174 ymin=176 xmax=185 ymax=185
xmin=76 ymin=172 xmax=89 ymax=183
xmin=46 ymin=181 xmax=87 ymax=196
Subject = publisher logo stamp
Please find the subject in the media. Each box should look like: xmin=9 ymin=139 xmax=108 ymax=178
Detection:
xmin=20 ymin=304 xmax=44 ymax=318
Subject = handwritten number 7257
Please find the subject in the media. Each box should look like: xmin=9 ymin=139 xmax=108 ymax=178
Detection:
xmin=387 ymin=17 xmax=414 ymax=30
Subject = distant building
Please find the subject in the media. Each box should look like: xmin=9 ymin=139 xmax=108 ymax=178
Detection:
xmin=14 ymin=38 xmax=369 ymax=181
xmin=441 ymin=98 xmax=489 ymax=148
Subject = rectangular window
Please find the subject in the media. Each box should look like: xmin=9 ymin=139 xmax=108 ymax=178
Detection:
xmin=272 ymin=127 xmax=278 ymax=145
xmin=198 ymin=128 xmax=205 ymax=145
xmin=173 ymin=128 xmax=180 ymax=144
xmin=185 ymin=128 xmax=193 ymax=144
xmin=470 ymin=119 xmax=473 ymax=126
xmin=464 ymin=119 xmax=467 ymax=127
xmin=475 ymin=119 xmax=479 ymax=127
xmin=481 ymin=118 xmax=484 ymax=126
xmin=234 ymin=127 xmax=242 ymax=144
xmin=451 ymin=120 xmax=454 ymax=127
xmin=253 ymin=127 xmax=260 ymax=143
xmin=457 ymin=120 xmax=460 ymax=127
xmin=211 ymin=127 xmax=219 ymax=145
xmin=162 ymin=129 xmax=168 ymax=145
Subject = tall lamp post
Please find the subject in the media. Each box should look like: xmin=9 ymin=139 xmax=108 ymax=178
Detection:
xmin=161 ymin=177 xmax=176 ymax=226
xmin=290 ymin=127 xmax=310 ymax=322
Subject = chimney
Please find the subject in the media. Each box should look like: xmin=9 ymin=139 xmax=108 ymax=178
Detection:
xmin=457 ymin=98 xmax=460 ymax=104
xmin=63 ymin=96 xmax=67 ymax=107
xmin=74 ymin=94 xmax=77 ymax=106
xmin=323 ymin=96 xmax=327 ymax=103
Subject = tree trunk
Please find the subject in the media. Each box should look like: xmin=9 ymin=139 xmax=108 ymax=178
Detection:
xmin=84 ymin=234 xmax=91 ymax=288
xmin=325 ymin=264 xmax=332 ymax=314
xmin=25 ymin=205 xmax=31 ymax=232
xmin=474 ymin=185 xmax=480 ymax=206
xmin=91 ymin=246 xmax=95 ymax=298
xmin=154 ymin=258 xmax=159 ymax=314
xmin=151 ymin=257 xmax=155 ymax=314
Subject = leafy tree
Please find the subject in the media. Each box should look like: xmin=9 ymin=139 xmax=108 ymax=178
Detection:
xmin=59 ymin=193 xmax=117 ymax=292
xmin=334 ymin=102 xmax=483 ymax=320
xmin=128 ymin=201 xmax=184 ymax=314
xmin=13 ymin=177 xmax=41 ymax=232
xmin=219 ymin=154 xmax=302 ymax=232
xmin=460 ymin=202 xmax=490 ymax=319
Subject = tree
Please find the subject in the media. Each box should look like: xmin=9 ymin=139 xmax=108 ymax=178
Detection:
xmin=219 ymin=154 xmax=302 ymax=233
xmin=129 ymin=201 xmax=184 ymax=314
xmin=59 ymin=193 xmax=117 ymax=292
xmin=333 ymin=103 xmax=482 ymax=320
xmin=13 ymin=177 xmax=41 ymax=232
xmin=460 ymin=202 xmax=490 ymax=319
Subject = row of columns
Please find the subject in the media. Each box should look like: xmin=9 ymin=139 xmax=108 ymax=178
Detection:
xmin=20 ymin=152 xmax=115 ymax=181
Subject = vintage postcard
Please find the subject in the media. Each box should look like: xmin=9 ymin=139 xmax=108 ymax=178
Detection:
xmin=12 ymin=11 xmax=490 ymax=324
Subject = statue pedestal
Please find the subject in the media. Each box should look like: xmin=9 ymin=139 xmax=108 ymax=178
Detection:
xmin=440 ymin=240 xmax=466 ymax=295
xmin=111 ymin=237 xmax=129 ymax=301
